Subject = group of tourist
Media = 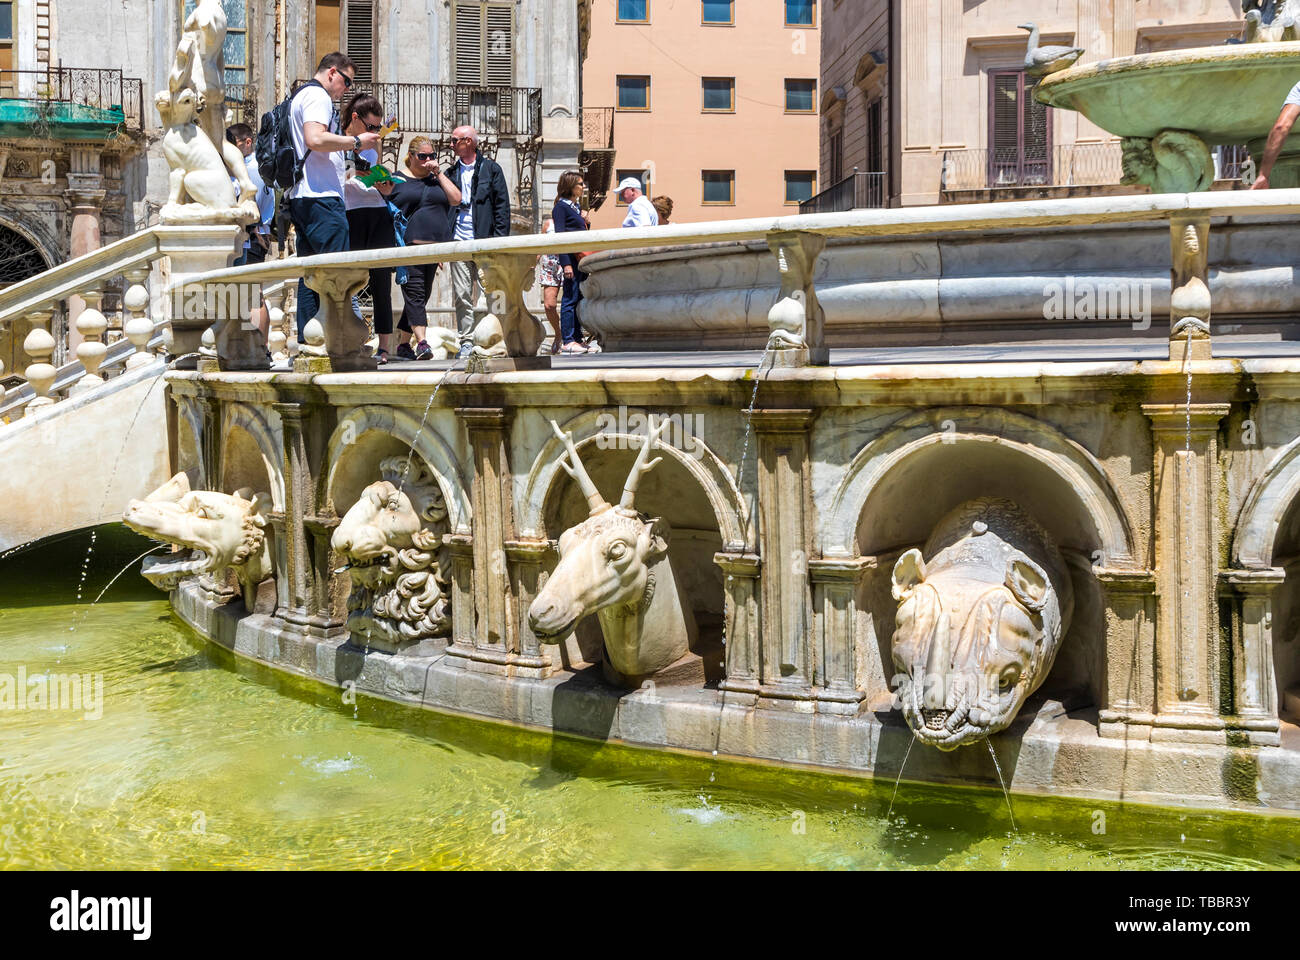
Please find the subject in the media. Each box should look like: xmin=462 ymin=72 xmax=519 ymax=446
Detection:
xmin=233 ymin=51 xmax=678 ymax=362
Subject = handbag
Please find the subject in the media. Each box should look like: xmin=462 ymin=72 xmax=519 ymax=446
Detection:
xmin=387 ymin=198 xmax=410 ymax=287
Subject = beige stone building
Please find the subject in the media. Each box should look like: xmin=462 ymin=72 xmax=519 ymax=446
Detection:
xmin=581 ymin=0 xmax=820 ymax=227
xmin=815 ymin=0 xmax=1250 ymax=210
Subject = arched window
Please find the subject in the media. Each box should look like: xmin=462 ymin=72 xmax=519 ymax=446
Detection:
xmin=0 ymin=224 xmax=48 ymax=286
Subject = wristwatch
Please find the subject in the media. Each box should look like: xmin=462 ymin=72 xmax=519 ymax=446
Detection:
xmin=352 ymin=135 xmax=361 ymax=151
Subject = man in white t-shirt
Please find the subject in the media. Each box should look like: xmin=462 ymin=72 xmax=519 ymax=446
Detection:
xmin=285 ymin=52 xmax=380 ymax=336
xmin=225 ymin=123 xmax=274 ymax=265
xmin=1250 ymin=79 xmax=1300 ymax=190
xmin=618 ymin=176 xmax=659 ymax=228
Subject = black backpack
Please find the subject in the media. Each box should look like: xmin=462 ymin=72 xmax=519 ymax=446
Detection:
xmin=255 ymin=80 xmax=324 ymax=191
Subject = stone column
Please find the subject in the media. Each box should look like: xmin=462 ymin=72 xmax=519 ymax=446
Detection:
xmin=64 ymin=143 xmax=106 ymax=354
xmin=1218 ymin=568 xmax=1285 ymax=746
xmin=808 ymin=556 xmax=874 ymax=714
xmin=1094 ymin=568 xmax=1158 ymax=740
xmin=467 ymin=253 xmax=548 ymax=369
xmin=294 ymin=268 xmax=374 ymax=373
xmin=715 ymin=551 xmax=761 ymax=697
xmin=274 ymin=401 xmax=318 ymax=631
xmin=1144 ymin=402 xmax=1230 ymax=742
xmin=751 ymin=409 xmax=816 ymax=706
xmin=198 ymin=395 xmax=222 ymax=493
xmin=446 ymin=408 xmax=548 ymax=676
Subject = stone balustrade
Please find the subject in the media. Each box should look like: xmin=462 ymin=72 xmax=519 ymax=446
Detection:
xmin=183 ymin=189 xmax=1300 ymax=371
xmin=0 ymin=223 xmax=245 ymax=421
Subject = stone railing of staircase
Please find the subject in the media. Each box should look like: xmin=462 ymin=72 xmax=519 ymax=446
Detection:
xmin=0 ymin=224 xmax=295 ymax=420
xmin=181 ymin=189 xmax=1300 ymax=372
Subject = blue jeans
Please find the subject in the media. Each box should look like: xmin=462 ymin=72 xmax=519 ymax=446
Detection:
xmin=560 ymin=271 xmax=584 ymax=344
xmin=288 ymin=196 xmax=349 ymax=337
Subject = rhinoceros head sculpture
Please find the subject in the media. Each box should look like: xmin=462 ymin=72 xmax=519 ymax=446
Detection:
xmin=123 ymin=472 xmax=272 ymax=610
xmin=330 ymin=456 xmax=451 ymax=651
xmin=529 ymin=418 xmax=697 ymax=684
xmin=890 ymin=498 xmax=1073 ymax=750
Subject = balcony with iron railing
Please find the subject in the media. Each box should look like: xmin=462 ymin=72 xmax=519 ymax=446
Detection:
xmin=0 ymin=66 xmax=145 ymax=137
xmin=941 ymin=142 xmax=1127 ymax=194
xmin=798 ymin=170 xmax=886 ymax=215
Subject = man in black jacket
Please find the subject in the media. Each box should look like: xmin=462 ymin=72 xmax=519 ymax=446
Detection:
xmin=446 ymin=125 xmax=511 ymax=358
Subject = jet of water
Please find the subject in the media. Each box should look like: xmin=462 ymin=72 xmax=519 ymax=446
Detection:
xmin=886 ymin=734 xmax=917 ymax=820
xmin=986 ymin=739 xmax=1019 ymax=834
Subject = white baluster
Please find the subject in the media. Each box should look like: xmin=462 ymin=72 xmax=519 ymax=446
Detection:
xmin=70 ymin=289 xmax=108 ymax=394
xmin=23 ymin=309 xmax=57 ymax=415
xmin=123 ymin=268 xmax=155 ymax=369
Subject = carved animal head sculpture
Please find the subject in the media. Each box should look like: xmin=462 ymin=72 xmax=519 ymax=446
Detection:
xmin=330 ymin=456 xmax=451 ymax=651
xmin=123 ymin=472 xmax=272 ymax=610
xmin=889 ymin=498 xmax=1073 ymax=750
xmin=529 ymin=419 xmax=697 ymax=684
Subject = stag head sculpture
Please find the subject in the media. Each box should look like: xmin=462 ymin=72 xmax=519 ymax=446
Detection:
xmin=529 ymin=417 xmax=698 ymax=685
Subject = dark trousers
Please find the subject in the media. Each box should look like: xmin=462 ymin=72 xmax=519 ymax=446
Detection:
xmin=398 ymin=259 xmax=439 ymax=334
xmin=560 ymin=271 xmax=584 ymax=344
xmin=346 ymin=206 xmax=395 ymax=336
xmin=233 ymin=237 xmax=268 ymax=266
xmin=288 ymin=195 xmax=349 ymax=337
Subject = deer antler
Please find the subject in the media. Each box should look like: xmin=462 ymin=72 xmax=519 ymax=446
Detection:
xmin=619 ymin=416 xmax=670 ymax=513
xmin=550 ymin=420 xmax=610 ymax=516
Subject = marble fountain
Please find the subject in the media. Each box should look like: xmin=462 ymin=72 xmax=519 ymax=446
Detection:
xmin=99 ymin=3 xmax=1300 ymax=818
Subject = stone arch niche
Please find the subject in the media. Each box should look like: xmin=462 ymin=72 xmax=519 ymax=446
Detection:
xmin=0 ymin=220 xmax=54 ymax=378
xmin=1229 ymin=434 xmax=1300 ymax=739
xmin=825 ymin=407 xmax=1139 ymax=720
xmin=323 ymin=406 xmax=471 ymax=535
xmin=518 ymin=409 xmax=750 ymax=685
xmin=220 ymin=402 xmax=285 ymax=510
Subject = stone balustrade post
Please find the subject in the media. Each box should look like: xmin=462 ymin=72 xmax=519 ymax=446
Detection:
xmin=69 ymin=289 xmax=108 ymax=394
xmin=22 ymin=309 xmax=57 ymax=416
xmin=466 ymin=253 xmax=548 ymax=372
xmin=1218 ymin=568 xmax=1285 ymax=746
xmin=764 ymin=231 xmax=827 ymax=367
xmin=1169 ymin=216 xmax=1211 ymax=362
xmin=157 ymin=225 xmax=246 ymax=367
xmin=294 ymin=268 xmax=374 ymax=373
xmin=1144 ymin=402 xmax=1230 ymax=742
xmin=122 ymin=268 xmax=156 ymax=369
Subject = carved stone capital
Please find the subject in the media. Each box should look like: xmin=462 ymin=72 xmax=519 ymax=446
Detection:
xmin=298 ymin=268 xmax=374 ymax=372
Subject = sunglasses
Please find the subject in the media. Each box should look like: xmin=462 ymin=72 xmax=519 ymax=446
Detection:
xmin=450 ymin=136 xmax=471 ymax=143
xmin=364 ymin=121 xmax=381 ymax=132
xmin=336 ymin=70 xmax=355 ymax=88
xmin=415 ymin=152 xmax=436 ymax=160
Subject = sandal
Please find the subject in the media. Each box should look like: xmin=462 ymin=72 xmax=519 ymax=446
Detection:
xmin=560 ymin=341 xmax=588 ymax=354
xmin=375 ymin=349 xmax=389 ymax=365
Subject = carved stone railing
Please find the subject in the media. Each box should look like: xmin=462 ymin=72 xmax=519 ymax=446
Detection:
xmin=185 ymin=188 xmax=1300 ymax=373
xmin=0 ymin=223 xmax=245 ymax=419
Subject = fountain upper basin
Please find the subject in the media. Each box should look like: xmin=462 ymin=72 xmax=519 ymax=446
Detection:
xmin=1036 ymin=41 xmax=1300 ymax=147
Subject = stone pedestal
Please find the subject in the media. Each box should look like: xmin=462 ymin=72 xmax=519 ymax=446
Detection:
xmin=1144 ymin=402 xmax=1230 ymax=742
xmin=157 ymin=225 xmax=246 ymax=367
xmin=715 ymin=551 xmax=761 ymax=698
xmin=505 ymin=539 xmax=557 ymax=669
xmin=1219 ymin=568 xmax=1285 ymax=746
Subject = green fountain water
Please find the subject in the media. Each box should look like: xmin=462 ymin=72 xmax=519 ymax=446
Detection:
xmin=1 ymin=527 xmax=1296 ymax=870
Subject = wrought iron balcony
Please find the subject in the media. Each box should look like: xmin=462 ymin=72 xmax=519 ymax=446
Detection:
xmin=294 ymin=80 xmax=542 ymax=142
xmin=0 ymin=67 xmax=145 ymax=135
xmin=798 ymin=170 xmax=886 ymax=214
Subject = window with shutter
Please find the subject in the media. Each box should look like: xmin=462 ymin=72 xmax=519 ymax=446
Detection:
xmin=866 ymin=98 xmax=883 ymax=173
xmin=345 ymin=0 xmax=375 ymax=83
xmin=453 ymin=1 xmax=514 ymax=86
xmin=988 ymin=69 xmax=1051 ymax=187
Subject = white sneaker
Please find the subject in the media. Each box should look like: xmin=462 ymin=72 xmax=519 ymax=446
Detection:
xmin=560 ymin=341 xmax=588 ymax=354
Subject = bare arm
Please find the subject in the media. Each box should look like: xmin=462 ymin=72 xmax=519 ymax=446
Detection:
xmin=1251 ymin=103 xmax=1300 ymax=189
xmin=436 ymin=169 xmax=462 ymax=206
xmin=303 ymin=121 xmax=379 ymax=155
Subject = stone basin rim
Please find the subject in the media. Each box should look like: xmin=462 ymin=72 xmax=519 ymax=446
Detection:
xmin=1038 ymin=40 xmax=1300 ymax=96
